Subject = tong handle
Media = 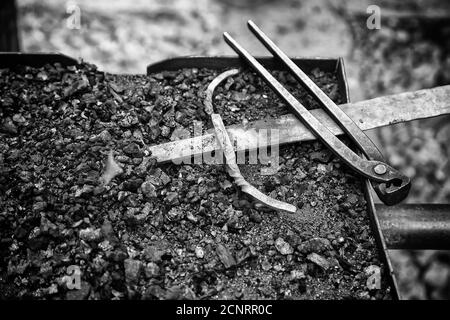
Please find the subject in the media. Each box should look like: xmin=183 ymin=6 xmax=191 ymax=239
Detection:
xmin=247 ymin=20 xmax=384 ymax=162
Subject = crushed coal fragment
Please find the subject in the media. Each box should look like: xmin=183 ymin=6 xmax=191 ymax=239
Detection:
xmin=216 ymin=244 xmax=236 ymax=269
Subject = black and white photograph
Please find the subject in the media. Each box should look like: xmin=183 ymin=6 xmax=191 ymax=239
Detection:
xmin=0 ymin=0 xmax=449 ymax=307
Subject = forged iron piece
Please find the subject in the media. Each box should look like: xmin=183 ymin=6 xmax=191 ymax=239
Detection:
xmin=206 ymin=69 xmax=297 ymax=213
xmin=204 ymin=68 xmax=240 ymax=115
xmin=211 ymin=113 xmax=297 ymax=213
xmin=223 ymin=25 xmax=410 ymax=206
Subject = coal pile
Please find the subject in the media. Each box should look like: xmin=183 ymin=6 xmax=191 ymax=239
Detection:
xmin=0 ymin=61 xmax=389 ymax=299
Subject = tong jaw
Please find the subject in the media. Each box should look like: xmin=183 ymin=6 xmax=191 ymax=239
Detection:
xmin=373 ymin=174 xmax=411 ymax=206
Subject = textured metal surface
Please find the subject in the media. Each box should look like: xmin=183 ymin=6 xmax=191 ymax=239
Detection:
xmin=377 ymin=204 xmax=450 ymax=250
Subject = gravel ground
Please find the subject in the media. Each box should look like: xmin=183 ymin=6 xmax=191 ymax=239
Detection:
xmin=344 ymin=0 xmax=450 ymax=299
xmin=0 ymin=62 xmax=389 ymax=299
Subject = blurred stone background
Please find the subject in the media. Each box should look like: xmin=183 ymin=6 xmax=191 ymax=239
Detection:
xmin=5 ymin=0 xmax=450 ymax=299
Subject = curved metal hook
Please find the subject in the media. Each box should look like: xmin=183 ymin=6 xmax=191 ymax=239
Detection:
xmin=205 ymin=69 xmax=297 ymax=214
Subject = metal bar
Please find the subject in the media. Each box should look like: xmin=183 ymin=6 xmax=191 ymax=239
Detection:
xmin=377 ymin=204 xmax=450 ymax=250
xmin=149 ymin=85 xmax=450 ymax=164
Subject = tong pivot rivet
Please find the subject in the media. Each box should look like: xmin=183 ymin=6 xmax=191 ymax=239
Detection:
xmin=374 ymin=164 xmax=387 ymax=175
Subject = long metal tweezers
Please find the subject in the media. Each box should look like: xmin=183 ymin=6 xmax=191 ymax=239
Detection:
xmin=223 ymin=21 xmax=411 ymax=206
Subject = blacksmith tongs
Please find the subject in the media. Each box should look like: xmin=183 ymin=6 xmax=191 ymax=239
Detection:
xmin=223 ymin=20 xmax=411 ymax=206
